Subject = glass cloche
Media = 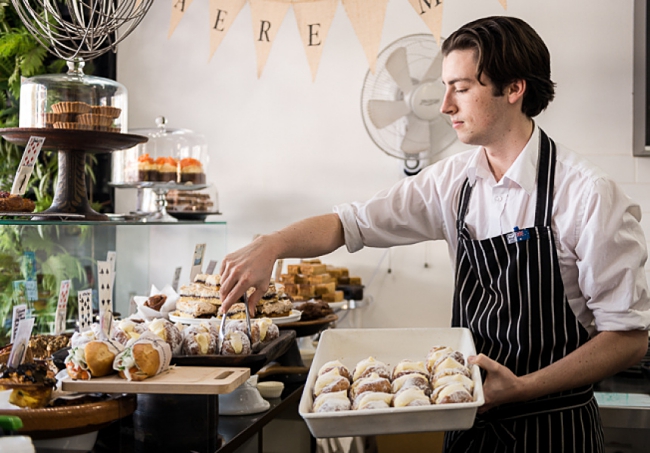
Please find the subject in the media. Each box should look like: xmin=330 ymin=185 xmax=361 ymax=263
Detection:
xmin=19 ymin=59 xmax=127 ymax=132
xmin=112 ymin=116 xmax=209 ymax=185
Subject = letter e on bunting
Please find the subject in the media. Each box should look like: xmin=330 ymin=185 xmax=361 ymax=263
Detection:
xmin=407 ymin=0 xmax=444 ymax=45
xmin=209 ymin=0 xmax=248 ymax=61
xmin=249 ymin=0 xmax=292 ymax=78
xmin=169 ymin=0 xmax=195 ymax=38
xmin=341 ymin=0 xmax=388 ymax=73
xmin=293 ymin=0 xmax=338 ymax=81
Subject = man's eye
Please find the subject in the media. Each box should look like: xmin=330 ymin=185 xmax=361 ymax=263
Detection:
xmin=456 ymin=89 xmax=467 ymax=93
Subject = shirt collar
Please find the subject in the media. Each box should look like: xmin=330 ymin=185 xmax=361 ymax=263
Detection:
xmin=466 ymin=125 xmax=540 ymax=195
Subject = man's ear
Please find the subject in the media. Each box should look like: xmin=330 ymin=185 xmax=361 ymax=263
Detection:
xmin=507 ymin=79 xmax=526 ymax=105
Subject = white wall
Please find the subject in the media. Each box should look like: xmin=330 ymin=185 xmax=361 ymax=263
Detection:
xmin=116 ymin=0 xmax=647 ymax=329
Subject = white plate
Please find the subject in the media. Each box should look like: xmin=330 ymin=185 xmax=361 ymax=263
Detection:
xmin=168 ymin=311 xmax=217 ymax=325
xmin=327 ymin=301 xmax=347 ymax=311
xmin=168 ymin=310 xmax=301 ymax=325
xmin=299 ymin=327 xmax=484 ymax=438
xmin=270 ymin=309 xmax=302 ymax=325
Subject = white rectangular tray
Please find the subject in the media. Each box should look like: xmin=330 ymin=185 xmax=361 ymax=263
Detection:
xmin=299 ymin=327 xmax=484 ymax=438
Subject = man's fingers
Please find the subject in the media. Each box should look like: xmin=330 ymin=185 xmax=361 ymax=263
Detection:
xmin=468 ymin=353 xmax=498 ymax=372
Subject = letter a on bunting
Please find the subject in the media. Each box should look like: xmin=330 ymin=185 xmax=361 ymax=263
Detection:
xmin=169 ymin=0 xmax=194 ymax=38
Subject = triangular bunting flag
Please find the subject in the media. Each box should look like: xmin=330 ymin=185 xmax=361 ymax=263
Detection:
xmin=341 ymin=0 xmax=388 ymax=74
xmin=499 ymin=0 xmax=507 ymax=9
xmin=293 ymin=0 xmax=338 ymax=81
xmin=407 ymin=0 xmax=444 ymax=45
xmin=169 ymin=0 xmax=195 ymax=38
xmin=249 ymin=0 xmax=292 ymax=78
xmin=209 ymin=0 xmax=247 ymax=61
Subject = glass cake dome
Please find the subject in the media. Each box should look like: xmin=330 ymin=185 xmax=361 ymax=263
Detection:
xmin=19 ymin=59 xmax=127 ymax=132
xmin=112 ymin=116 xmax=208 ymax=185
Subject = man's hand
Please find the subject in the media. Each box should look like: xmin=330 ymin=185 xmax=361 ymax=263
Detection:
xmin=219 ymin=236 xmax=277 ymax=315
xmin=468 ymin=353 xmax=524 ymax=413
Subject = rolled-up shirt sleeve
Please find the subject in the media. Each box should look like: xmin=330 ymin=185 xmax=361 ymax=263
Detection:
xmin=575 ymin=177 xmax=650 ymax=332
xmin=333 ymin=160 xmax=464 ymax=253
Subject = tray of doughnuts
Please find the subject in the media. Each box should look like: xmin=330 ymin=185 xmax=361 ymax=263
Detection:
xmin=298 ymin=327 xmax=484 ymax=438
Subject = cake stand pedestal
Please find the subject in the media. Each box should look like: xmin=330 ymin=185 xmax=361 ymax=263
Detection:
xmin=0 ymin=128 xmax=147 ymax=221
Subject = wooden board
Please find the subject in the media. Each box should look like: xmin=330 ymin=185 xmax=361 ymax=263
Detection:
xmin=61 ymin=366 xmax=249 ymax=395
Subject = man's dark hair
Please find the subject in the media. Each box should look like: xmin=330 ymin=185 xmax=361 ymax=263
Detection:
xmin=441 ymin=16 xmax=556 ymax=118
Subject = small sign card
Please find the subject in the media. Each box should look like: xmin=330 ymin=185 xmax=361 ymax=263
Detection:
xmin=8 ymin=318 xmax=35 ymax=368
xmin=11 ymin=136 xmax=45 ymax=195
xmin=205 ymin=260 xmax=218 ymax=275
xmin=10 ymin=304 xmax=27 ymax=344
xmin=172 ymin=266 xmax=182 ymax=292
xmin=97 ymin=261 xmax=113 ymax=316
xmin=107 ymin=251 xmax=117 ymax=287
xmin=54 ymin=280 xmax=71 ymax=335
xmin=77 ymin=289 xmax=93 ymax=332
xmin=189 ymin=243 xmax=206 ymax=283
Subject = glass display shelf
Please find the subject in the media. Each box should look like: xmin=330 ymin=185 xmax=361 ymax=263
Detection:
xmin=0 ymin=220 xmax=227 ymax=346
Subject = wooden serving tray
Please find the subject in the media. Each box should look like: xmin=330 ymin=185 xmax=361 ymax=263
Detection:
xmin=278 ymin=314 xmax=338 ymax=337
xmin=61 ymin=366 xmax=249 ymax=395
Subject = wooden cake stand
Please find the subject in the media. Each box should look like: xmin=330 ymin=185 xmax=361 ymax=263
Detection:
xmin=0 ymin=128 xmax=147 ymax=221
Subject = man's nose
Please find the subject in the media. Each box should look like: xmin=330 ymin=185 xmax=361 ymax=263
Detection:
xmin=440 ymin=91 xmax=455 ymax=115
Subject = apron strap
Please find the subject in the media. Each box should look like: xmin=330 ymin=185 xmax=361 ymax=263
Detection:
xmin=534 ymin=129 xmax=557 ymax=227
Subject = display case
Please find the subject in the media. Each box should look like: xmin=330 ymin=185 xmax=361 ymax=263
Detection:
xmin=0 ymin=218 xmax=227 ymax=345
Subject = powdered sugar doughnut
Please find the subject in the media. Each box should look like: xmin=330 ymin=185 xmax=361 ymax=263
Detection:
xmin=392 ymin=360 xmax=428 ymax=380
xmin=393 ymin=387 xmax=431 ymax=408
xmin=431 ymin=383 xmax=474 ymax=404
xmin=148 ymin=318 xmax=183 ymax=355
xmin=352 ymin=391 xmax=393 ymax=410
xmin=313 ymin=390 xmax=351 ymax=413
xmin=349 ymin=372 xmax=391 ymax=400
xmin=433 ymin=373 xmax=474 ymax=393
xmin=352 ymin=357 xmax=391 ymax=382
xmin=181 ymin=324 xmax=218 ymax=355
xmin=391 ymin=372 xmax=431 ymax=395
xmin=425 ymin=346 xmax=454 ymax=373
xmin=317 ymin=360 xmax=352 ymax=382
xmin=220 ymin=331 xmax=252 ymax=355
xmin=313 ymin=368 xmax=351 ymax=397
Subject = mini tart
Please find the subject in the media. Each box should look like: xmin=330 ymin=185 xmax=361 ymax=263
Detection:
xmin=91 ymin=105 xmax=122 ymax=118
xmin=51 ymin=101 xmax=92 ymax=114
xmin=77 ymin=113 xmax=114 ymax=127
xmin=53 ymin=121 xmax=92 ymax=130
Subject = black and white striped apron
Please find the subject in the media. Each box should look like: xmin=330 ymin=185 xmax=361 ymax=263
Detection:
xmin=443 ymin=130 xmax=605 ymax=453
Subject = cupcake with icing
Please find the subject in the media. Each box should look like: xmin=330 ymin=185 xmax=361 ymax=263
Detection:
xmin=179 ymin=157 xmax=205 ymax=184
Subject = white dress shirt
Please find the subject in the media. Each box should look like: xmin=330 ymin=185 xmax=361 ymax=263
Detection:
xmin=335 ymin=126 xmax=650 ymax=336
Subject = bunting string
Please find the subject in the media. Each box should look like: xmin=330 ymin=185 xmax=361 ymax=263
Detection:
xmin=169 ymin=0 xmax=507 ymax=79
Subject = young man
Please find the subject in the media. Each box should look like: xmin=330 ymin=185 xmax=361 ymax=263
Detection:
xmin=219 ymin=16 xmax=650 ymax=451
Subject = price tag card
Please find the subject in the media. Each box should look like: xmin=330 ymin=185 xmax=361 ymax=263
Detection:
xmin=107 ymin=251 xmax=117 ymax=287
xmin=97 ymin=261 xmax=113 ymax=316
xmin=189 ymin=243 xmax=206 ymax=283
xmin=12 ymin=280 xmax=26 ymax=306
xmin=99 ymin=309 xmax=113 ymax=340
xmin=10 ymin=304 xmax=27 ymax=344
xmin=22 ymin=251 xmax=37 ymax=281
xmin=274 ymin=259 xmax=284 ymax=282
xmin=25 ymin=280 xmax=38 ymax=302
xmin=78 ymin=289 xmax=93 ymax=332
xmin=172 ymin=267 xmax=182 ymax=292
xmin=205 ymin=260 xmax=218 ymax=275
xmin=8 ymin=318 xmax=35 ymax=368
xmin=11 ymin=136 xmax=45 ymax=195
xmin=54 ymin=280 xmax=71 ymax=335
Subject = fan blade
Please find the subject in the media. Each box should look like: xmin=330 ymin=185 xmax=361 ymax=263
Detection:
xmin=429 ymin=116 xmax=457 ymax=156
xmin=400 ymin=115 xmax=429 ymax=155
xmin=385 ymin=47 xmax=413 ymax=94
xmin=422 ymin=50 xmax=444 ymax=81
xmin=367 ymin=100 xmax=411 ymax=129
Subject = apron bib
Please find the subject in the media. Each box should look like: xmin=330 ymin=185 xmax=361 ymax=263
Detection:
xmin=444 ymin=130 xmax=604 ymax=453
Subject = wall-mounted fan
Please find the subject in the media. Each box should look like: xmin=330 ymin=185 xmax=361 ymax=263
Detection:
xmin=361 ymin=34 xmax=456 ymax=174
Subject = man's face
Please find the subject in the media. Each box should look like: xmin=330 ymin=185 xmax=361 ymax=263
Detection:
xmin=440 ymin=49 xmax=511 ymax=148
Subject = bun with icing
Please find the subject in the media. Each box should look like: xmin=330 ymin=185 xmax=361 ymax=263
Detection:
xmin=312 ymin=390 xmax=351 ymax=413
xmin=313 ymin=368 xmax=350 ymax=398
xmin=352 ymin=357 xmax=391 ymax=382
xmin=349 ymin=372 xmax=391 ymax=400
xmin=351 ymin=391 xmax=393 ymax=410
